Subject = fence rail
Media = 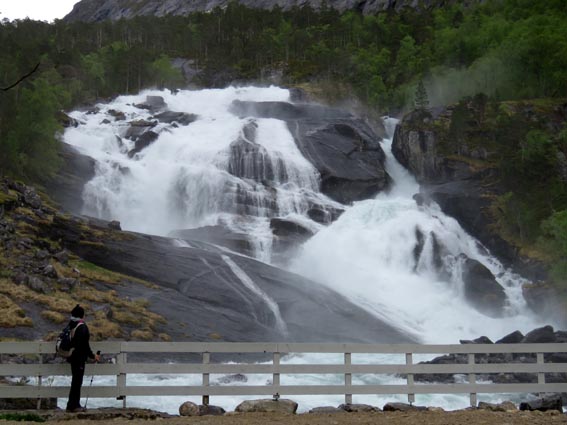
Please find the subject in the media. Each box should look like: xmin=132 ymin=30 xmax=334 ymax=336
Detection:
xmin=1 ymin=342 xmax=566 ymax=409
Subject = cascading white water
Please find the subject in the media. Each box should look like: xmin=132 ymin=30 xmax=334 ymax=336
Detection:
xmin=65 ymin=86 xmax=547 ymax=343
xmin=291 ymin=117 xmax=545 ymax=343
xmin=65 ymin=86 xmax=335 ymax=261
xmin=61 ymin=86 xmax=554 ymax=413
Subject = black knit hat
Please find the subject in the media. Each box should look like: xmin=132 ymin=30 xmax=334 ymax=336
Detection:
xmin=71 ymin=304 xmax=84 ymax=318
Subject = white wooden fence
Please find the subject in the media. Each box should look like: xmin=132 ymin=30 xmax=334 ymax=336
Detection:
xmin=1 ymin=342 xmax=566 ymax=409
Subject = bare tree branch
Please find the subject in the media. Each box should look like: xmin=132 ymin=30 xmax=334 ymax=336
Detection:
xmin=1 ymin=62 xmax=40 ymax=91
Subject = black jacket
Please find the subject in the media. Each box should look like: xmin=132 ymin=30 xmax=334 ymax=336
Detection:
xmin=67 ymin=320 xmax=95 ymax=364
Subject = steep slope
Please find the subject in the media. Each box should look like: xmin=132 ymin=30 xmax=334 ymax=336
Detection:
xmin=0 ymin=177 xmax=412 ymax=344
xmin=64 ymin=0 xmax=481 ymax=22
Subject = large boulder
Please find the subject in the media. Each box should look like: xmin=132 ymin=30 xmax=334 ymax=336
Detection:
xmin=291 ymin=119 xmax=391 ymax=204
xmin=128 ymin=131 xmax=159 ymax=157
xmin=519 ymin=394 xmax=563 ymax=412
xmin=339 ymin=403 xmax=380 ymax=412
xmin=178 ymin=401 xmax=199 ymax=416
xmin=235 ymin=399 xmax=298 ymax=414
xmin=154 ymin=111 xmax=197 ymax=125
xmin=134 ymin=95 xmax=166 ymax=112
xmin=270 ymin=218 xmax=314 ymax=254
xmin=460 ymin=256 xmax=507 ymax=317
xmin=521 ymin=325 xmax=556 ymax=343
xmin=383 ymin=402 xmax=426 ymax=412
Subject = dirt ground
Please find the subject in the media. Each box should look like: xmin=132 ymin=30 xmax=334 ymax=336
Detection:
xmin=4 ymin=410 xmax=566 ymax=425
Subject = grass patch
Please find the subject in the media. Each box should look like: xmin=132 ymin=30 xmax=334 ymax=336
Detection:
xmin=158 ymin=333 xmax=171 ymax=341
xmin=41 ymin=310 xmax=67 ymax=324
xmin=0 ymin=190 xmax=18 ymax=204
xmin=89 ymin=318 xmax=123 ymax=339
xmin=131 ymin=329 xmax=153 ymax=340
xmin=0 ymin=294 xmax=33 ymax=327
xmin=72 ymin=260 xmax=156 ymax=288
xmin=0 ymin=413 xmax=45 ymax=422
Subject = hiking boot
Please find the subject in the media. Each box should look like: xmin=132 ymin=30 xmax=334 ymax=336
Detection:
xmin=66 ymin=406 xmax=86 ymax=413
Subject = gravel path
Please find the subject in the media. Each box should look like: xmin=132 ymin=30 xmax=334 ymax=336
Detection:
xmin=4 ymin=410 xmax=566 ymax=425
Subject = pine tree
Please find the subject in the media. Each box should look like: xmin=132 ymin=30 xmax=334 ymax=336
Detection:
xmin=414 ymin=79 xmax=429 ymax=111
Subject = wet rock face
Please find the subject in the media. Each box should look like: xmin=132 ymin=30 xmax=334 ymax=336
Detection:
xmin=230 ymin=100 xmax=390 ymax=204
xmin=170 ymin=225 xmax=254 ymax=257
xmin=292 ymin=119 xmax=390 ymax=204
xmin=226 ymin=121 xmax=288 ymax=184
xmin=45 ymin=143 xmax=96 ymax=214
xmin=459 ymin=256 xmax=507 ymax=318
xmin=53 ymin=218 xmax=414 ymax=344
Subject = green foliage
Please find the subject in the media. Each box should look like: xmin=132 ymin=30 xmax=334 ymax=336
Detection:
xmin=1 ymin=0 xmax=567 ymax=183
xmin=516 ymin=130 xmax=557 ymax=180
xmin=149 ymin=55 xmax=183 ymax=89
xmin=1 ymin=77 xmax=62 ymax=181
xmin=0 ymin=413 xmax=46 ymax=422
xmin=540 ymin=210 xmax=567 ymax=285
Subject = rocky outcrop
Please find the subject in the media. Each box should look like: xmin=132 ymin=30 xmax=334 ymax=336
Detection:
xmin=231 ymin=100 xmax=390 ymax=204
xmin=235 ymin=398 xmax=298 ymax=414
xmin=338 ymin=403 xmax=380 ymax=412
xmin=522 ymin=282 xmax=567 ymax=328
xmin=459 ymin=256 xmax=507 ymax=318
xmin=226 ymin=121 xmax=288 ymax=183
xmin=45 ymin=142 xmax=96 ymax=214
xmin=520 ymin=395 xmax=563 ymax=413
xmin=154 ymin=111 xmax=197 ymax=125
xmin=64 ymin=0 xmax=483 ymax=23
xmin=270 ymin=218 xmax=315 ymax=263
xmin=134 ymin=95 xmax=166 ymax=112
xmin=47 ymin=213 xmax=414 ymax=344
xmin=383 ymin=402 xmax=427 ymax=412
xmin=412 ymin=326 xmax=567 ymax=385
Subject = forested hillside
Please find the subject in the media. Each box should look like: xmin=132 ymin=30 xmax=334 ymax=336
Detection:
xmin=1 ymin=0 xmax=567 ymax=294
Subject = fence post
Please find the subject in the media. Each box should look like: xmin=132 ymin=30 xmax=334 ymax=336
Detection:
xmin=202 ymin=352 xmax=210 ymax=406
xmin=468 ymin=353 xmax=477 ymax=407
xmin=405 ymin=352 xmax=415 ymax=405
xmin=537 ymin=352 xmax=545 ymax=396
xmin=273 ymin=352 xmax=280 ymax=398
xmin=344 ymin=352 xmax=352 ymax=405
xmin=117 ymin=352 xmax=127 ymax=408
xmin=36 ymin=353 xmax=43 ymax=410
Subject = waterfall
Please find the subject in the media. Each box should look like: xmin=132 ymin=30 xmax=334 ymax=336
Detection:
xmin=290 ymin=118 xmax=543 ymax=343
xmin=64 ymin=86 xmax=547 ymax=345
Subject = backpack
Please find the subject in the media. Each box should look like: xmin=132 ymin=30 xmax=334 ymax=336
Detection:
xmin=55 ymin=322 xmax=83 ymax=358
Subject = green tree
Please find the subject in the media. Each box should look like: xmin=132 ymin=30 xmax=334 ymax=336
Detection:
xmin=149 ymin=55 xmax=183 ymax=89
xmin=414 ymin=79 xmax=429 ymax=110
xmin=2 ymin=77 xmax=61 ymax=180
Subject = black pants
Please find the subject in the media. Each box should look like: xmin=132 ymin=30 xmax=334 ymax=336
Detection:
xmin=67 ymin=361 xmax=85 ymax=410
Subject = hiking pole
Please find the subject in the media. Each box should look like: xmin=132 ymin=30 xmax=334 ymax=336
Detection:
xmin=84 ymin=351 xmax=101 ymax=409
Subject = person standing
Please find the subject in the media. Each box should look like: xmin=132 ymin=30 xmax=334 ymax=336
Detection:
xmin=66 ymin=304 xmax=100 ymax=413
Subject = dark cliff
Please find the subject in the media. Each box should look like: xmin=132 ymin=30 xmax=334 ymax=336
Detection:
xmin=64 ymin=0 xmax=482 ymax=22
xmin=392 ymin=99 xmax=567 ymax=327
